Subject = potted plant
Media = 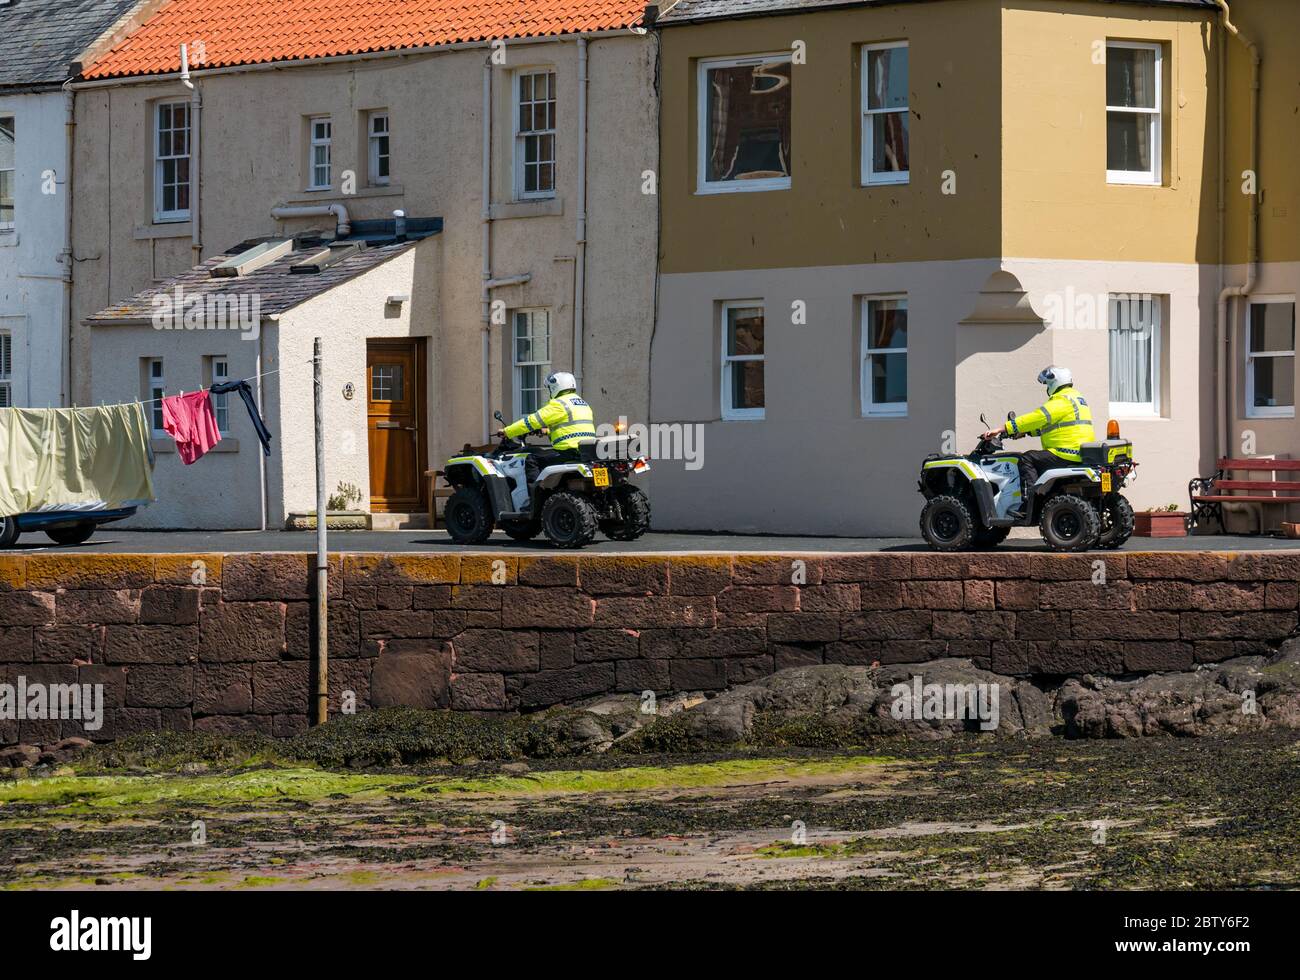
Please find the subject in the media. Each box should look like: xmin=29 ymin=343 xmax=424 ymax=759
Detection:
xmin=1134 ymin=503 xmax=1188 ymax=538
xmin=286 ymin=482 xmax=370 ymax=530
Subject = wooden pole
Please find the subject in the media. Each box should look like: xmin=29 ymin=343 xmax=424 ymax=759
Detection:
xmin=313 ymin=337 xmax=328 ymax=726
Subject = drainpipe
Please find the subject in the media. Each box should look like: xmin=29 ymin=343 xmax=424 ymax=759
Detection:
xmin=481 ymin=56 xmax=493 ymax=444
xmin=573 ymin=36 xmax=589 ymax=386
xmin=270 ymin=203 xmax=351 ymax=236
xmin=1213 ymin=0 xmax=1261 ymax=461
xmin=59 ymin=79 xmax=75 ymax=406
xmin=179 ymin=44 xmax=202 ymax=266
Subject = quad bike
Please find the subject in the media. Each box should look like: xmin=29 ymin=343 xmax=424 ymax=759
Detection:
xmin=440 ymin=411 xmax=651 ymax=548
xmin=918 ymin=414 xmax=1137 ymax=553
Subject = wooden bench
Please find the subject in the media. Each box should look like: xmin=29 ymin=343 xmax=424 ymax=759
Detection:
xmin=425 ymin=471 xmax=453 ymax=529
xmin=1188 ymin=458 xmax=1300 ymax=533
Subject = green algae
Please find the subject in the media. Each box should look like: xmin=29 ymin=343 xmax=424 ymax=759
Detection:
xmin=524 ymin=877 xmax=620 ymax=891
xmin=0 ymin=755 xmax=894 ymax=813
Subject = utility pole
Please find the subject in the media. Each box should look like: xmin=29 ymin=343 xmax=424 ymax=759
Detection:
xmin=313 ymin=337 xmax=328 ymax=726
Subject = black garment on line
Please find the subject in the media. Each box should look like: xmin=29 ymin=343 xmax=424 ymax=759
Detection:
xmin=209 ymin=380 xmax=272 ymax=456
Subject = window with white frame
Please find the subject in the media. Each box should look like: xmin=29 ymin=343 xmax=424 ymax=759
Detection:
xmin=210 ymin=357 xmax=230 ymax=433
xmin=861 ymin=42 xmax=908 ymax=185
xmin=154 ymin=101 xmax=191 ymax=221
xmin=861 ymin=296 xmax=907 ymax=416
xmin=0 ymin=115 xmax=15 ymax=230
xmin=515 ymin=71 xmax=556 ymax=198
xmin=721 ymin=302 xmax=765 ymax=419
xmin=513 ymin=309 xmax=552 ymax=416
xmin=146 ymin=358 xmax=165 ymax=435
xmin=0 ymin=332 xmax=12 ymax=407
xmin=1106 ymin=41 xmax=1162 ymax=185
xmin=698 ymin=55 xmax=792 ymax=194
xmin=1245 ymin=300 xmax=1295 ymax=418
xmin=368 ymin=111 xmax=390 ymax=186
xmin=1108 ymin=293 xmax=1162 ymax=416
xmin=308 ymin=116 xmax=332 ymax=191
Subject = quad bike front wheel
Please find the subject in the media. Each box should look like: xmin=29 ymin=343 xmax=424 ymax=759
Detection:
xmin=1096 ymin=494 xmax=1135 ymax=550
xmin=445 ymin=486 xmax=494 ymax=545
xmin=601 ymin=486 xmax=651 ymax=541
xmin=541 ymin=491 xmax=599 ymax=548
xmin=1040 ymin=493 xmax=1101 ymax=552
xmin=920 ymin=494 xmax=975 ymax=551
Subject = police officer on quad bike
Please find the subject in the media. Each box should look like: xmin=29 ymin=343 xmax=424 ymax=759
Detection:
xmin=981 ymin=365 xmax=1094 ymax=518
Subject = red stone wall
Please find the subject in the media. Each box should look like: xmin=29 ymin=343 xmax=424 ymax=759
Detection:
xmin=1 ymin=551 xmax=1297 ymax=744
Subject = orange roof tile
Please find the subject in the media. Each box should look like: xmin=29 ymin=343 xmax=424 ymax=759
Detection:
xmin=82 ymin=0 xmax=648 ymax=80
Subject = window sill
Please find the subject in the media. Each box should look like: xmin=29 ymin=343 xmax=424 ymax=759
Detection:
xmin=721 ymin=414 xmax=765 ymax=422
xmin=1244 ymin=410 xmax=1296 ymax=420
xmin=1106 ymin=174 xmax=1163 ymax=187
xmin=135 ymin=222 xmax=192 ymax=240
xmin=862 ymin=410 xmax=908 ymax=419
xmin=696 ymin=180 xmax=791 ymax=196
xmin=492 ymin=198 xmax=563 ymax=220
xmin=151 ymin=438 xmax=240 ymax=454
xmin=862 ymin=174 xmax=910 ymax=187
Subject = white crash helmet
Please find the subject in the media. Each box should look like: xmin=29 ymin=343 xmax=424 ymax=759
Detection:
xmin=545 ymin=371 xmax=577 ymax=398
xmin=1037 ymin=365 xmax=1073 ymax=396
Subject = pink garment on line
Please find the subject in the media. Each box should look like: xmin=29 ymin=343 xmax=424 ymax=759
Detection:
xmin=161 ymin=390 xmax=222 ymax=465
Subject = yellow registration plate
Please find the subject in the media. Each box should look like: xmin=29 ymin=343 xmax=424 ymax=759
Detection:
xmin=592 ymin=466 xmax=610 ymax=487
xmin=1100 ymin=472 xmax=1113 ymax=493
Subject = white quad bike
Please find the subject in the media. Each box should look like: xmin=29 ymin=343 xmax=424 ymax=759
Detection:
xmin=441 ymin=411 xmax=651 ymax=548
xmin=918 ymin=413 xmax=1137 ymax=552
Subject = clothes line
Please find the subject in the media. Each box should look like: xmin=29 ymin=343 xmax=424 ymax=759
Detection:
xmin=132 ymin=357 xmax=316 ymax=407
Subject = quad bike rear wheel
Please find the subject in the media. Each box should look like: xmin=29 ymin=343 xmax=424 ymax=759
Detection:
xmin=1040 ymin=493 xmax=1101 ymax=552
xmin=541 ymin=491 xmax=599 ymax=548
xmin=600 ymin=486 xmax=651 ymax=541
xmin=920 ymin=494 xmax=976 ymax=551
xmin=0 ymin=516 xmax=19 ymax=548
xmin=1096 ymin=494 xmax=1135 ymax=550
xmin=445 ymin=486 xmax=494 ymax=545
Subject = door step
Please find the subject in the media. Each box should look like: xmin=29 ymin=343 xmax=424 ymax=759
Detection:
xmin=370 ymin=512 xmax=431 ymax=530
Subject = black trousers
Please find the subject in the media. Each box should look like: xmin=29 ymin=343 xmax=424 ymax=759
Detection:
xmin=524 ymin=447 xmax=580 ymax=485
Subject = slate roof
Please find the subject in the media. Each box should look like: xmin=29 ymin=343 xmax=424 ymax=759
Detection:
xmin=86 ymin=219 xmax=441 ymax=324
xmin=0 ymin=0 xmax=143 ymax=89
xmin=657 ymin=0 xmax=1217 ymax=25
xmin=83 ymin=0 xmax=648 ymax=80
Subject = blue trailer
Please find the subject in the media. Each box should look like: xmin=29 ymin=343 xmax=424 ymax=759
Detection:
xmin=0 ymin=507 xmax=138 ymax=548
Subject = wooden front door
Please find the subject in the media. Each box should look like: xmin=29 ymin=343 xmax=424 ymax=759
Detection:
xmin=367 ymin=340 xmax=426 ymax=512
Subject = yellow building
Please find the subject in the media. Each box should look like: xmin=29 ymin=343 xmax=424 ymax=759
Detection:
xmin=649 ymin=0 xmax=1297 ymax=535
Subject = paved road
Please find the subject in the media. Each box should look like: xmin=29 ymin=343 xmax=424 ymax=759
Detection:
xmin=5 ymin=528 xmax=1299 ymax=554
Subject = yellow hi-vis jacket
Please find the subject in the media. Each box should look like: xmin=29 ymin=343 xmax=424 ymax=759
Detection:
xmin=503 ymin=391 xmax=597 ymax=451
xmin=1003 ymin=387 xmax=1095 ymax=462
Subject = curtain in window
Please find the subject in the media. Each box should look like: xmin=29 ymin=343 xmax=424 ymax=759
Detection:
xmin=1129 ymin=53 xmax=1152 ymax=173
xmin=707 ymin=62 xmax=792 ymax=182
xmin=1109 ymin=296 xmax=1154 ymax=405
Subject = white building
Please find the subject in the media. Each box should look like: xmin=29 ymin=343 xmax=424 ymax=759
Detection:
xmin=0 ymin=0 xmax=151 ymax=408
